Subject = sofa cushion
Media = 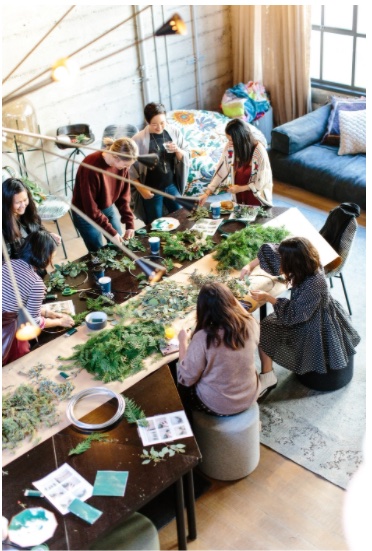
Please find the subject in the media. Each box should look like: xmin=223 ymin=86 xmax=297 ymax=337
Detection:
xmin=321 ymin=96 xmax=366 ymax=146
xmin=271 ymin=104 xmax=331 ymax=155
xmin=338 ymin=109 xmax=366 ymax=155
xmin=268 ymin=143 xmax=366 ymax=209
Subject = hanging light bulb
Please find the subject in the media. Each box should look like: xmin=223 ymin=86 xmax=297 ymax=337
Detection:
xmin=155 ymin=13 xmax=187 ymax=36
xmin=2 ymin=98 xmax=39 ymax=152
xmin=51 ymin=57 xmax=78 ymax=82
xmin=16 ymin=307 xmax=41 ymax=341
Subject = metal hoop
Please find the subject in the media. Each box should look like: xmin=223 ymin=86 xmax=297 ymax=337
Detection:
xmin=66 ymin=387 xmax=125 ymax=430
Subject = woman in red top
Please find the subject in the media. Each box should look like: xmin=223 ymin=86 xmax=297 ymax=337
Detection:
xmin=199 ymin=118 xmax=273 ymax=207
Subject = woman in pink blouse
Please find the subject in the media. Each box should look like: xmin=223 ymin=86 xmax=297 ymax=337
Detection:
xmin=177 ymin=282 xmax=260 ymax=416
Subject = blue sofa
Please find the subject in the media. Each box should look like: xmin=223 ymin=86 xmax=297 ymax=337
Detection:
xmin=268 ymin=104 xmax=366 ymax=210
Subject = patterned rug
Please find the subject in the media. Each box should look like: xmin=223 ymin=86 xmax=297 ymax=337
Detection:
xmin=258 ymin=196 xmax=366 ymax=489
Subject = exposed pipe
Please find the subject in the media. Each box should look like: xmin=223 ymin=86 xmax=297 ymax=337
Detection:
xmin=133 ymin=5 xmax=152 ymax=109
xmin=190 ymin=5 xmax=203 ymax=109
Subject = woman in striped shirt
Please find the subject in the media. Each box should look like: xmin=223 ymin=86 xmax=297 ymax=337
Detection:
xmin=2 ymin=231 xmax=74 ymax=365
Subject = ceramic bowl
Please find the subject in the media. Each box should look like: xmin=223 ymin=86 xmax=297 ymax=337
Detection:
xmin=85 ymin=311 xmax=108 ymax=330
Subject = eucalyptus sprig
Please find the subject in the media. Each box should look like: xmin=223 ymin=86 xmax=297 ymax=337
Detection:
xmin=54 ymin=260 xmax=88 ymax=278
xmin=140 ymin=444 xmax=186 ymax=465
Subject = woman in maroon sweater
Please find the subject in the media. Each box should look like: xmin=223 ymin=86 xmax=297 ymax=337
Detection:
xmin=72 ymin=137 xmax=138 ymax=252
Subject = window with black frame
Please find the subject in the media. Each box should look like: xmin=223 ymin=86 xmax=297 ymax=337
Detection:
xmin=311 ymin=5 xmax=366 ymax=95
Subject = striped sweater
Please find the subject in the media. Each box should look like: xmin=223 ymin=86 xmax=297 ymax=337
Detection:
xmin=2 ymin=259 xmax=46 ymax=327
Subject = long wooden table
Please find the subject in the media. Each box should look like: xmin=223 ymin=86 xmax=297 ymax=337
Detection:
xmin=2 ymin=365 xmax=201 ymax=550
xmin=2 ymin=206 xmax=340 ymax=549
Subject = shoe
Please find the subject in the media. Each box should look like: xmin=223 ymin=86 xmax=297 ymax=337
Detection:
xmin=259 ymin=370 xmax=277 ymax=398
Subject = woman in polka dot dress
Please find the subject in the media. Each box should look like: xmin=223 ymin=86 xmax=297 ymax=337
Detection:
xmin=240 ymin=236 xmax=360 ymax=396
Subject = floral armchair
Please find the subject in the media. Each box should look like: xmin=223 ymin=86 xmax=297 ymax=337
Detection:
xmin=166 ymin=109 xmax=266 ymax=197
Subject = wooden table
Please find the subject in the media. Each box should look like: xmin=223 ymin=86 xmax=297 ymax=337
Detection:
xmin=2 ymin=365 xmax=201 ymax=550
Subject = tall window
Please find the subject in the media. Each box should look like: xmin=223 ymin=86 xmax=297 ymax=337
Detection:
xmin=311 ymin=5 xmax=366 ymax=94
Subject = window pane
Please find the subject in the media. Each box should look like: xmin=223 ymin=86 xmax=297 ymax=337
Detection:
xmin=355 ymin=37 xmax=367 ymax=89
xmin=310 ymin=30 xmax=321 ymax=79
xmin=324 ymin=6 xmax=353 ymax=30
xmin=323 ymin=33 xmax=353 ymax=86
xmin=357 ymin=5 xmax=367 ymax=35
xmin=311 ymin=4 xmax=321 ymax=26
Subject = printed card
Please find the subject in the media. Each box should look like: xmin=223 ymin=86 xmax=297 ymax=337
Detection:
xmin=33 ymin=463 xmax=93 ymax=515
xmin=137 ymin=410 xmax=193 ymax=446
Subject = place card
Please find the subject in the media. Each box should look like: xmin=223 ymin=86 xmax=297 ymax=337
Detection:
xmin=93 ymin=471 xmax=129 ymax=497
xmin=68 ymin=498 xmax=102 ymax=524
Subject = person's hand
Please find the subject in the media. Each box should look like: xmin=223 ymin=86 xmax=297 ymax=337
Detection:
xmin=112 ymin=233 xmax=123 ymax=246
xmin=249 ymin=290 xmax=269 ymax=303
xmin=178 ymin=328 xmax=188 ymax=345
xmin=198 ymin=193 xmax=209 ymax=207
xmin=141 ymin=189 xmax=155 ymax=200
xmin=240 ymin=264 xmax=252 ymax=279
xmin=165 ymin=142 xmax=178 ymax=154
xmin=228 ymin=185 xmax=242 ymax=195
xmin=45 ymin=310 xmax=64 ymax=320
xmin=123 ymin=228 xmax=135 ymax=239
xmin=58 ymin=314 xmax=75 ymax=328
xmin=50 ymin=232 xmax=62 ymax=246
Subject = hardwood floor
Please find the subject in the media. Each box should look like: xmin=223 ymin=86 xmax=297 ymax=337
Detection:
xmin=43 ymin=183 xmax=360 ymax=550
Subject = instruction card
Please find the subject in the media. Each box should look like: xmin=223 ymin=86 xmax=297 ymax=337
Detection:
xmin=191 ymin=218 xmax=223 ymax=236
xmin=33 ymin=463 xmax=93 ymax=515
xmin=42 ymin=300 xmax=75 ymax=316
xmin=137 ymin=410 xmax=193 ymax=446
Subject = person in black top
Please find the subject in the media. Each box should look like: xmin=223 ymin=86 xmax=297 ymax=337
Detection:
xmin=130 ymin=102 xmax=190 ymax=224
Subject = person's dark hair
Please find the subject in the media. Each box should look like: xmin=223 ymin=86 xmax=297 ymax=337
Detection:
xmin=144 ymin=102 xmax=167 ymax=124
xmin=194 ymin=282 xmax=251 ymax=350
xmin=225 ymin=119 xmax=255 ymax=167
xmin=18 ymin=230 xmax=56 ymax=270
xmin=2 ymin=178 xmax=42 ymax=244
xmin=278 ymin=236 xmax=320 ymax=287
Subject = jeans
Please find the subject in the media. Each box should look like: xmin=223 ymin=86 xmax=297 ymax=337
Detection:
xmin=143 ymin=183 xmax=182 ymax=224
xmin=72 ymin=204 xmax=122 ymax=252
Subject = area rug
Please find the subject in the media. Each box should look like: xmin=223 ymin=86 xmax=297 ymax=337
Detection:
xmin=258 ymin=196 xmax=366 ymax=490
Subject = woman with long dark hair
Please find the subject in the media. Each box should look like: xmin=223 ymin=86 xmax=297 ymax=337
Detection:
xmin=2 ymin=177 xmax=61 ymax=258
xmin=177 ymin=282 xmax=260 ymax=416
xmin=130 ymin=102 xmax=190 ymax=224
xmin=199 ymin=118 xmax=273 ymax=207
xmin=2 ymin=231 xmax=75 ymax=365
xmin=241 ymin=236 xmax=360 ymax=396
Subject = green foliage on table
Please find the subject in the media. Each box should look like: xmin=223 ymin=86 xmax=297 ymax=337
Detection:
xmin=68 ymin=433 xmax=114 ymax=456
xmin=149 ymin=229 xmax=214 ymax=262
xmin=187 ymin=206 xmax=210 ymax=221
xmin=72 ymin=295 xmax=116 ymax=325
xmin=141 ymin=444 xmax=186 ymax=465
xmin=20 ymin=176 xmax=47 ymax=204
xmin=189 ymin=270 xmax=251 ymax=299
xmin=2 ymin=375 xmax=74 ymax=450
xmin=123 ymin=237 xmax=146 ymax=252
xmin=124 ymin=398 xmax=148 ymax=425
xmin=213 ymin=224 xmax=290 ymax=271
xmin=46 ymin=270 xmax=66 ymax=291
xmin=116 ymin=280 xmax=199 ymax=324
xmin=54 ymin=260 xmax=88 ymax=278
xmin=60 ymin=321 xmax=165 ymax=383
xmin=91 ymin=247 xmax=135 ymax=272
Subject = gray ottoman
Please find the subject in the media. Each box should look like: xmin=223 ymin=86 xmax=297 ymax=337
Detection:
xmin=192 ymin=403 xmax=260 ymax=481
xmin=90 ymin=512 xmax=160 ymax=550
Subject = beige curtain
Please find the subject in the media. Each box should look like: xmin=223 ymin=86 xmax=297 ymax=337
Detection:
xmin=231 ymin=5 xmax=312 ymax=125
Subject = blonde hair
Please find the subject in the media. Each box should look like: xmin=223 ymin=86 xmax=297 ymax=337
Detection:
xmin=103 ymin=137 xmax=138 ymax=160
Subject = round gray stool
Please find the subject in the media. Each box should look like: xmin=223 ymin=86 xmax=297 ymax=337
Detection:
xmin=192 ymin=403 xmax=260 ymax=481
xmin=90 ymin=512 xmax=160 ymax=550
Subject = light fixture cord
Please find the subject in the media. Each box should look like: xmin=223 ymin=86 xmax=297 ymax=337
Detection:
xmin=2 ymin=6 xmax=75 ymax=85
xmin=2 ymin=5 xmax=151 ymax=103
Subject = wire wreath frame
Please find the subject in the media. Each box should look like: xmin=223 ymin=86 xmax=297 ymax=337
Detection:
xmin=66 ymin=387 xmax=125 ymax=431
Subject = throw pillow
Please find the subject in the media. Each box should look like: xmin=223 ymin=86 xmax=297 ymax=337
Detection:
xmin=321 ymin=96 xmax=366 ymax=146
xmin=338 ymin=109 xmax=366 ymax=155
xmin=222 ymin=99 xmax=245 ymax=118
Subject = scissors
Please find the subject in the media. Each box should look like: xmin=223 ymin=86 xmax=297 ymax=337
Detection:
xmin=62 ymin=286 xmax=92 ymax=296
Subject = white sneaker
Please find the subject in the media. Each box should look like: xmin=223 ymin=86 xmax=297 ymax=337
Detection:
xmin=259 ymin=370 xmax=277 ymax=397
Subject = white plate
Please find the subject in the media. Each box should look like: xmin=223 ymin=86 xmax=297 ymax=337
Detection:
xmin=151 ymin=217 xmax=180 ymax=231
xmin=8 ymin=507 xmax=58 ymax=547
